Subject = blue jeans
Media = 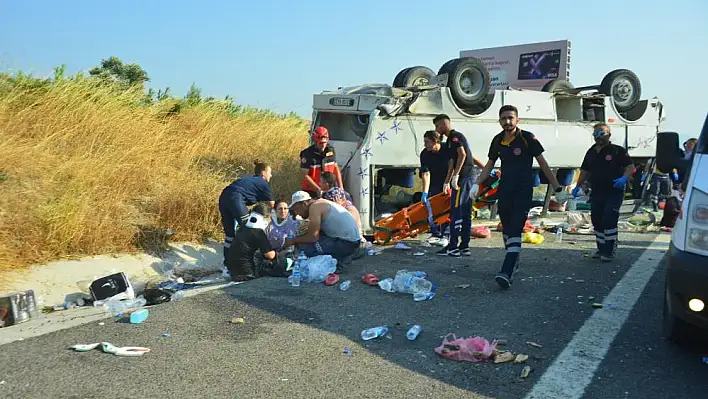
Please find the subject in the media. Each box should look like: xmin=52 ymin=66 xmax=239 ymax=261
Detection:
xmin=299 ymin=234 xmax=360 ymax=269
xmin=449 ymin=176 xmax=475 ymax=250
xmin=590 ymin=190 xmax=624 ymax=256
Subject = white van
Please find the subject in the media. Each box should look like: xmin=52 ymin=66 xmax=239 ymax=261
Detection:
xmin=661 ymin=114 xmax=708 ymax=342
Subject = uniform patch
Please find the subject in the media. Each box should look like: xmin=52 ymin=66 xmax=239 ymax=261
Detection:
xmin=513 ymin=147 xmax=522 ymax=156
xmin=605 ymin=154 xmax=613 ymax=161
xmin=301 ymin=157 xmax=308 ymax=164
xmin=452 ymin=137 xmax=460 ymax=142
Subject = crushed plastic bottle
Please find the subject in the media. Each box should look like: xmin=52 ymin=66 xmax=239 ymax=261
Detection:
xmin=103 ymin=296 xmax=147 ymax=315
xmin=555 ymin=227 xmax=563 ymax=243
xmin=392 ymin=271 xmax=432 ymax=294
xmin=378 ymin=278 xmax=395 ymax=292
xmin=413 ymin=292 xmax=436 ymax=301
xmin=406 ymin=324 xmax=422 ymax=340
xmin=361 ymin=326 xmax=389 ymax=341
xmin=339 ymin=280 xmax=351 ymax=291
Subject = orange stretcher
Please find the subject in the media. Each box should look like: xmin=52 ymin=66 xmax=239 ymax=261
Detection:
xmin=373 ymin=178 xmax=500 ymax=245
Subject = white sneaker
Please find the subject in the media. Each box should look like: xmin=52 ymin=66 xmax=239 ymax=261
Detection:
xmin=437 ymin=237 xmax=450 ymax=248
xmin=427 ymin=236 xmax=441 ymax=245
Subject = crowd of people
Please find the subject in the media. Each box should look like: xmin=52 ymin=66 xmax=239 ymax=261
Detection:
xmin=215 ymin=104 xmax=684 ymax=290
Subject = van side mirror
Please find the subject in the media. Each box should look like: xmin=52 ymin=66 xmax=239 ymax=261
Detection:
xmin=656 ymin=132 xmax=690 ymax=172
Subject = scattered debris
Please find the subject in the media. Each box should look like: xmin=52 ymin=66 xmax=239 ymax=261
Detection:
xmin=434 ymin=334 xmax=498 ymax=363
xmin=455 ymin=284 xmax=471 ymax=289
xmin=592 ymin=303 xmax=604 ymax=309
xmin=526 ymin=341 xmax=543 ymax=348
xmin=413 ymin=251 xmax=426 ymax=256
xmin=70 ymin=342 xmax=150 ymax=357
xmin=575 ymin=279 xmax=585 ymax=283
xmin=98 ymin=322 xmax=105 ymax=326
xmin=343 ymin=348 xmax=351 ymax=354
xmin=514 ymin=354 xmax=529 ymax=364
xmin=393 ymin=243 xmax=411 ymax=250
xmin=162 ymin=332 xmax=170 ymax=338
xmin=494 ymin=351 xmax=515 ymax=364
xmin=231 ymin=317 xmax=245 ymax=324
xmin=129 ymin=309 xmax=149 ymax=324
xmin=520 ymin=366 xmax=532 ymax=378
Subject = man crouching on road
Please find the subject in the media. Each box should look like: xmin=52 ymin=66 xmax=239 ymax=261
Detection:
xmin=284 ymin=191 xmax=361 ymax=271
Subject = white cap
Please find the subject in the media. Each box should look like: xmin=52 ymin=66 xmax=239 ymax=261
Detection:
xmin=290 ymin=191 xmax=312 ymax=208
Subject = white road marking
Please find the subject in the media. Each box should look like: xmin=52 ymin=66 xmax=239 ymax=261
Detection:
xmin=525 ymin=234 xmax=670 ymax=399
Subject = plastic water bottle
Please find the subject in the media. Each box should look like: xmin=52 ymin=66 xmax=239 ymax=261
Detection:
xmin=170 ymin=291 xmax=185 ymax=301
xmin=339 ymin=280 xmax=351 ymax=291
xmin=406 ymin=324 xmax=422 ymax=340
xmin=555 ymin=227 xmax=563 ymax=243
xmin=361 ymin=326 xmax=389 ymax=340
xmin=291 ymin=251 xmax=305 ymax=287
xmin=393 ymin=272 xmax=432 ymax=294
xmin=286 ymin=232 xmax=295 ymax=256
xmin=413 ymin=292 xmax=436 ymax=301
xmin=103 ymin=296 xmax=147 ymax=315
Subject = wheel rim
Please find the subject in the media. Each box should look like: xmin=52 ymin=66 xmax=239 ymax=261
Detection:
xmin=410 ymin=76 xmax=429 ymax=87
xmin=458 ymin=67 xmax=484 ymax=99
xmin=612 ymin=77 xmax=635 ymax=108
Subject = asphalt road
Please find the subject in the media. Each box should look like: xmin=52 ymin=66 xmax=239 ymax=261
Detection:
xmin=1 ymin=230 xmax=707 ymax=399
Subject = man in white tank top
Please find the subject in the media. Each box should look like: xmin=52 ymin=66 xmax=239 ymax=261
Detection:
xmin=285 ymin=191 xmax=361 ymax=270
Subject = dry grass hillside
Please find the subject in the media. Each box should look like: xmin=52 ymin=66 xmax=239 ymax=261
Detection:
xmin=0 ymin=72 xmax=309 ymax=273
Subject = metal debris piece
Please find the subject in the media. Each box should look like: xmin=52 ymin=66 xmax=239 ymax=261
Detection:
xmin=526 ymin=341 xmax=543 ymax=348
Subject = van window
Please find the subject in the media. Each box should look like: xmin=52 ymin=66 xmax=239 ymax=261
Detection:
xmin=315 ymin=112 xmax=370 ymax=142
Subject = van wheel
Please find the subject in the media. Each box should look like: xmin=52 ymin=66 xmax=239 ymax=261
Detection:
xmin=392 ymin=66 xmax=436 ymax=88
xmin=600 ymin=69 xmax=642 ymax=112
xmin=542 ymin=79 xmax=575 ymax=93
xmin=439 ymin=57 xmax=490 ymax=108
xmin=663 ymin=282 xmax=691 ymax=343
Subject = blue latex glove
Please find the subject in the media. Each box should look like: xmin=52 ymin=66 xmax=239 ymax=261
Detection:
xmin=613 ymin=176 xmax=628 ymax=189
xmin=421 ymin=192 xmax=429 ymax=203
xmin=571 ymin=186 xmax=582 ymax=198
xmin=671 ymin=172 xmax=679 ymax=182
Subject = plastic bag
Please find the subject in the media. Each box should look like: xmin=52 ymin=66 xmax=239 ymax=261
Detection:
xmin=471 ymin=226 xmax=491 ymax=239
xmin=434 ymin=334 xmax=498 ymax=363
xmin=300 ymin=255 xmax=337 ymax=283
xmin=522 ymin=231 xmax=545 ymax=245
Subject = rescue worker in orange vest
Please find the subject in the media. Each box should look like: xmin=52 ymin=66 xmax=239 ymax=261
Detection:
xmin=299 ymin=126 xmax=343 ymax=199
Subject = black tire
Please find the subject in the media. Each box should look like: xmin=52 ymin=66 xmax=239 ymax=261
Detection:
xmin=441 ymin=57 xmax=490 ymax=108
xmin=437 ymin=59 xmax=458 ymax=76
xmin=542 ymin=79 xmax=575 ymax=93
xmin=392 ymin=67 xmax=411 ymax=88
xmin=663 ymin=281 xmax=692 ymax=343
xmin=392 ymin=66 xmax=435 ymax=88
xmin=599 ymin=69 xmax=642 ymax=112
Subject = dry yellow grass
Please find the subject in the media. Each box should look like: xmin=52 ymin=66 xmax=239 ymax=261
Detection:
xmin=0 ymin=75 xmax=309 ymax=273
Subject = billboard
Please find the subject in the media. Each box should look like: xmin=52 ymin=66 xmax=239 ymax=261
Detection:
xmin=460 ymin=40 xmax=571 ymax=91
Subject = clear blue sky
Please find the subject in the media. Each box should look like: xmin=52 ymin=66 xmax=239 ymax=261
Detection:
xmin=2 ymin=0 xmax=706 ymax=141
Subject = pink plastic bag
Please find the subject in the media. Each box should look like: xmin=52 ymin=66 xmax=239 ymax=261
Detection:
xmin=434 ymin=334 xmax=498 ymax=363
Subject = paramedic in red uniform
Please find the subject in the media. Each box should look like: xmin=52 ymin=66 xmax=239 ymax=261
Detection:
xmin=300 ymin=126 xmax=343 ymax=199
